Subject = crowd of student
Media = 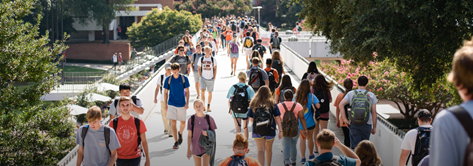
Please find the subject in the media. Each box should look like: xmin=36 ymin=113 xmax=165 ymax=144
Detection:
xmin=75 ymin=15 xmax=473 ymax=166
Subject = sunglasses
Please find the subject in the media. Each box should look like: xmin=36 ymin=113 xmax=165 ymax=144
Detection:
xmin=179 ymin=49 xmax=185 ymax=51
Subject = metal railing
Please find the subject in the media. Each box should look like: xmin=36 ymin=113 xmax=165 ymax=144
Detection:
xmin=145 ymin=34 xmax=184 ymax=57
xmin=60 ymin=72 xmax=106 ymax=84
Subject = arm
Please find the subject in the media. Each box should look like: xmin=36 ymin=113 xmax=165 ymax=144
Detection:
xmin=107 ymin=149 xmax=118 ymax=166
xmin=298 ymin=111 xmax=308 ymax=136
xmin=187 ymin=130 xmax=192 ymax=159
xmin=371 ymin=104 xmax=377 ymax=134
xmin=198 ymin=66 xmax=202 ymax=77
xmin=76 ymin=146 xmax=84 ymax=166
xmin=140 ymin=133 xmax=150 ymax=166
xmin=274 ymin=115 xmax=283 ymax=139
xmin=275 ymin=93 xmax=279 ymax=102
xmin=399 ymin=149 xmax=410 ymax=166
xmin=154 ymin=85 xmax=160 ymax=103
xmin=110 ymin=114 xmax=116 ymax=120
xmin=336 ymin=106 xmax=341 ymax=128
xmin=334 ymin=137 xmax=361 ymax=166
xmin=190 ymin=57 xmax=195 ymax=72
xmin=281 ymin=61 xmax=286 ymax=74
xmin=339 ymin=99 xmax=349 ymax=124
xmin=164 ymin=89 xmax=169 ymax=110
xmin=185 ymin=87 xmax=190 ymax=109
xmin=213 ymin=66 xmax=217 ymax=79
xmin=132 ymin=103 xmax=144 ymax=115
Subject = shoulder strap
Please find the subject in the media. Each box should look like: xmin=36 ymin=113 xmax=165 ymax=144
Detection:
xmin=104 ymin=126 xmax=111 ymax=155
xmin=191 ymin=115 xmax=195 ymax=138
xmin=168 ymin=75 xmax=172 ymax=89
xmin=181 ymin=74 xmax=185 ymax=89
xmin=282 ymin=103 xmax=289 ymax=112
xmin=290 ymin=102 xmax=297 ymax=112
xmin=113 ymin=118 xmax=118 ymax=132
xmin=134 ymin=117 xmax=141 ymax=145
xmin=81 ymin=125 xmax=89 ymax=148
xmin=114 ymin=99 xmax=119 ymax=110
xmin=448 ymin=106 xmax=473 ymax=138
xmin=206 ymin=114 xmax=212 ymax=130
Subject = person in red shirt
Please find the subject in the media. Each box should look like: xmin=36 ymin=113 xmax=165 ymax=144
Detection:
xmin=264 ymin=58 xmax=279 ymax=95
xmin=218 ymin=133 xmax=261 ymax=166
xmin=109 ymin=97 xmax=150 ymax=166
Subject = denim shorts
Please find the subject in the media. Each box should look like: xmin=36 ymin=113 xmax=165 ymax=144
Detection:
xmin=252 ymin=133 xmax=275 ymax=140
xmin=230 ymin=52 xmax=239 ymax=58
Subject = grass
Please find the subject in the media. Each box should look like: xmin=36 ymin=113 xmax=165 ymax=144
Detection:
xmin=14 ymin=83 xmax=36 ymax=92
xmin=63 ymin=66 xmax=105 ymax=73
xmin=314 ymin=60 xmax=338 ymax=66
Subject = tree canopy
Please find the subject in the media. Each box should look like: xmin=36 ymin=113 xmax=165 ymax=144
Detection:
xmin=0 ymin=0 xmax=75 ymax=164
xmin=174 ymin=0 xmax=252 ymax=18
xmin=126 ymin=7 xmax=203 ymax=48
xmin=296 ymin=0 xmax=473 ymax=89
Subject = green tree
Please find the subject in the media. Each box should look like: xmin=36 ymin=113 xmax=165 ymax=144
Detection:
xmin=296 ymin=0 xmax=473 ymax=89
xmin=126 ymin=7 xmax=203 ymax=48
xmin=67 ymin=0 xmax=136 ymax=44
xmin=252 ymin=0 xmax=303 ymax=30
xmin=0 ymin=0 xmax=75 ymax=165
xmin=174 ymin=0 xmax=252 ymax=18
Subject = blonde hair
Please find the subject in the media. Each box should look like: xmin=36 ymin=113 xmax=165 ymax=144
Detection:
xmin=118 ymin=96 xmax=132 ymax=107
xmin=233 ymin=133 xmax=248 ymax=149
xmin=355 ymin=140 xmax=382 ymax=166
xmin=448 ymin=39 xmax=473 ymax=95
xmin=237 ymin=72 xmax=247 ymax=82
xmin=316 ymin=129 xmax=335 ymax=150
xmin=204 ymin=46 xmax=212 ymax=51
xmin=86 ymin=106 xmax=102 ymax=122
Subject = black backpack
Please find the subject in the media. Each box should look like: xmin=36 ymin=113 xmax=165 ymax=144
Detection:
xmin=409 ymin=127 xmax=431 ymax=166
xmin=253 ymin=107 xmax=274 ymax=136
xmin=448 ymin=106 xmax=473 ymax=166
xmin=313 ymin=89 xmax=330 ymax=114
xmin=279 ymin=87 xmax=295 ymax=103
xmin=306 ymin=156 xmax=342 ymax=166
xmin=248 ymin=68 xmax=263 ymax=89
xmin=190 ymin=114 xmax=212 ymax=138
xmin=254 ymin=44 xmax=265 ymax=57
xmin=227 ymin=155 xmax=249 ymax=166
xmin=272 ymin=59 xmax=283 ymax=82
xmin=231 ymin=24 xmax=237 ymax=31
xmin=266 ymin=69 xmax=277 ymax=91
xmin=113 ymin=96 xmax=139 ymax=116
xmin=81 ymin=125 xmax=111 ymax=155
xmin=230 ymin=85 xmax=249 ymax=114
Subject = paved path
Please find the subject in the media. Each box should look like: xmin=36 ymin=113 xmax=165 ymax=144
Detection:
xmin=65 ymin=63 xmax=112 ymax=71
xmin=139 ymin=46 xmax=345 ymax=166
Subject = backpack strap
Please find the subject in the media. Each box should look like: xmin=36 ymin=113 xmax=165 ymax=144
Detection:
xmin=191 ymin=115 xmax=195 ymax=138
xmin=81 ymin=125 xmax=89 ymax=148
xmin=448 ymin=105 xmax=473 ymax=138
xmin=206 ymin=114 xmax=212 ymax=130
xmin=181 ymin=74 xmax=186 ymax=89
xmin=290 ymin=102 xmax=297 ymax=112
xmin=134 ymin=117 xmax=141 ymax=145
xmin=112 ymin=118 xmax=118 ymax=132
xmin=113 ymin=99 xmax=119 ymax=113
xmin=104 ymin=126 xmax=111 ymax=155
xmin=160 ymin=75 xmax=164 ymax=94
xmin=282 ymin=102 xmax=289 ymax=112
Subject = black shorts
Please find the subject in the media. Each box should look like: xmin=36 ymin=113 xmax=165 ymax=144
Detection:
xmin=117 ymin=156 xmax=141 ymax=166
xmin=196 ymin=152 xmax=206 ymax=158
xmin=307 ymin=125 xmax=316 ymax=131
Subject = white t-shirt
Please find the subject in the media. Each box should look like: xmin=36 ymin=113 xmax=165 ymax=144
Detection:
xmin=401 ymin=125 xmax=433 ymax=166
xmin=156 ymin=74 xmax=171 ymax=101
xmin=343 ymin=89 xmax=378 ymax=125
xmin=197 ymin=56 xmax=217 ymax=80
xmin=112 ymin=55 xmax=117 ymax=63
xmin=210 ymin=41 xmax=217 ymax=52
xmin=109 ymin=96 xmax=143 ymax=118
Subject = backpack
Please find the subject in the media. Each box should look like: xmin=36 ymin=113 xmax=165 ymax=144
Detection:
xmin=81 ymin=125 xmax=111 ymax=155
xmin=160 ymin=75 xmax=164 ymax=94
xmin=297 ymin=25 xmax=303 ymax=32
xmin=200 ymin=56 xmax=214 ymax=73
xmin=248 ymin=68 xmax=263 ymax=89
xmin=306 ymin=72 xmax=318 ymax=82
xmin=254 ymin=44 xmax=265 ymax=57
xmin=113 ymin=96 xmax=139 ymax=116
xmin=271 ymin=36 xmax=280 ymax=48
xmin=448 ymin=105 xmax=473 ymax=166
xmin=231 ymin=24 xmax=237 ymax=31
xmin=281 ymin=102 xmax=299 ymax=137
xmin=192 ymin=53 xmax=204 ymax=69
xmin=279 ymin=87 xmax=295 ymax=103
xmin=251 ymin=32 xmax=257 ymax=41
xmin=230 ymin=85 xmax=249 ymax=114
xmin=313 ymin=89 xmax=330 ymax=114
xmin=240 ymin=22 xmax=245 ymax=29
xmin=409 ymin=127 xmax=431 ymax=166
xmin=266 ymin=69 xmax=277 ymax=91
xmin=272 ymin=59 xmax=283 ymax=81
xmin=243 ymin=37 xmax=253 ymax=48
xmin=190 ymin=114 xmax=211 ymax=138
xmin=112 ymin=117 xmax=144 ymax=157
xmin=348 ymin=90 xmax=371 ymax=124
xmin=231 ymin=42 xmax=239 ymax=53
xmin=227 ymin=155 xmax=249 ymax=166
xmin=253 ymin=107 xmax=274 ymax=136
xmin=305 ymin=156 xmax=342 ymax=166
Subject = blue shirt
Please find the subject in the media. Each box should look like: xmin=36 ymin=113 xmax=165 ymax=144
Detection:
xmin=227 ymin=83 xmax=256 ymax=118
xmin=247 ymin=104 xmax=281 ymax=136
xmin=295 ymin=94 xmax=320 ymax=129
xmin=163 ymin=74 xmax=190 ymax=107
xmin=308 ymin=152 xmax=357 ymax=166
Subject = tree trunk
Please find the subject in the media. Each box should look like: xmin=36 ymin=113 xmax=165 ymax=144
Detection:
xmin=103 ymin=18 xmax=110 ymax=44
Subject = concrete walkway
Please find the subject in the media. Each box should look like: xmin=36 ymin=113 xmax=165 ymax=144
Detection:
xmin=65 ymin=63 xmax=112 ymax=71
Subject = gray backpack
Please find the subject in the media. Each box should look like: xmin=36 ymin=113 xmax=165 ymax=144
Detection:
xmin=349 ymin=90 xmax=371 ymax=124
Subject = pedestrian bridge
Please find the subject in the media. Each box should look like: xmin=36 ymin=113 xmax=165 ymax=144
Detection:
xmin=58 ymin=31 xmax=404 ymax=166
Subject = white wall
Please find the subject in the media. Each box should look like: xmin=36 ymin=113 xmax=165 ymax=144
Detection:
xmin=284 ymin=41 xmax=341 ymax=58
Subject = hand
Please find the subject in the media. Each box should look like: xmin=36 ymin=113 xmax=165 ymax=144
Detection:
xmin=154 ymin=98 xmax=158 ymax=104
xmin=334 ymin=137 xmax=342 ymax=147
xmin=202 ymin=130 xmax=208 ymax=136
xmin=145 ymin=159 xmax=150 ymax=166
xmin=187 ymin=149 xmax=192 ymax=160
xmin=278 ymin=131 xmax=283 ymax=140
xmin=229 ymin=110 xmax=232 ymax=115
xmin=336 ymin=120 xmax=340 ymax=128
xmin=164 ymin=104 xmax=168 ymax=112
xmin=371 ymin=128 xmax=376 ymax=135
xmin=301 ymin=129 xmax=308 ymax=138
xmin=185 ymin=104 xmax=189 ymax=109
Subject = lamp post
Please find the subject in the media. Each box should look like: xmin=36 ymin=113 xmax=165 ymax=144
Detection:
xmin=253 ymin=6 xmax=262 ymax=25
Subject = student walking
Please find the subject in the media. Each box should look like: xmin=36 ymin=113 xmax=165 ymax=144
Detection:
xmin=294 ymin=80 xmax=320 ymax=164
xmin=191 ymin=44 xmax=205 ymax=99
xmin=154 ymin=63 xmax=173 ymax=137
xmin=109 ymin=97 xmax=150 ymax=166
xmin=430 ymin=39 xmax=473 ymax=166
xmin=301 ymin=61 xmax=319 ymax=82
xmin=164 ymin=63 xmax=191 ymax=149
xmin=271 ymin=51 xmax=285 ymax=85
xmin=275 ymin=75 xmax=296 ymax=103
xmin=312 ymin=74 xmax=334 ymax=140
xmin=355 ymin=140 xmax=382 ymax=166
xmin=399 ymin=110 xmax=432 ymax=166
xmin=270 ymin=32 xmax=281 ymax=54
xmin=278 ymin=90 xmax=308 ymax=166
xmin=109 ymin=83 xmax=145 ymax=119
xmin=335 ymin=78 xmax=353 ymax=148
xmin=247 ymin=86 xmax=283 ymax=166
xmin=227 ymin=72 xmax=256 ymax=140
xmin=264 ymin=58 xmax=279 ymax=95
xmin=243 ymin=31 xmax=255 ymax=69
xmin=220 ymin=26 xmax=227 ymax=49
xmin=118 ymin=52 xmax=123 ymax=70
xmin=171 ymin=45 xmax=192 ymax=76
xmin=218 ymin=133 xmax=261 ymax=166
xmin=247 ymin=57 xmax=269 ymax=93
xmin=339 ymin=75 xmax=378 ymax=149
xmin=76 ymin=106 xmax=121 ymax=166
xmin=187 ymin=99 xmax=218 ymax=166
xmin=112 ymin=53 xmax=118 ymax=70
xmin=252 ymin=39 xmax=266 ymax=59
xmin=198 ymin=46 xmax=218 ymax=112
xmin=227 ymin=34 xmax=240 ymax=76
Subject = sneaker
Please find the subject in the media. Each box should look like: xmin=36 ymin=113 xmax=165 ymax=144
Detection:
xmin=164 ymin=130 xmax=168 ymax=134
xmin=291 ymin=163 xmax=296 ymax=166
xmin=309 ymin=154 xmax=315 ymax=160
xmin=178 ymin=132 xmax=183 ymax=145
xmin=301 ymin=158 xmax=306 ymax=164
xmin=196 ymin=95 xmax=200 ymax=99
xmin=207 ymin=108 xmax=212 ymax=112
xmin=173 ymin=142 xmax=179 ymax=149
xmin=168 ymin=134 xmax=173 ymax=137
xmin=231 ymin=71 xmax=233 ymax=75
xmin=285 ymin=164 xmax=290 ymax=166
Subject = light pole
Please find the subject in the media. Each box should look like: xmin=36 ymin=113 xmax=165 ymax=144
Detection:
xmin=253 ymin=6 xmax=262 ymax=25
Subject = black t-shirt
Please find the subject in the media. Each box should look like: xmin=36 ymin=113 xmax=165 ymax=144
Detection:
xmin=252 ymin=44 xmax=266 ymax=56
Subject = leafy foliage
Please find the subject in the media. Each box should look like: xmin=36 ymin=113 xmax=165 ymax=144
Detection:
xmin=174 ymin=0 xmax=252 ymax=18
xmin=0 ymin=0 xmax=75 ymax=164
xmin=296 ymin=0 xmax=473 ymax=89
xmin=126 ymin=7 xmax=203 ymax=48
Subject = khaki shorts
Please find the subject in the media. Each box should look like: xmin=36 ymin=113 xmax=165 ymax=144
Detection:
xmin=167 ymin=105 xmax=187 ymax=121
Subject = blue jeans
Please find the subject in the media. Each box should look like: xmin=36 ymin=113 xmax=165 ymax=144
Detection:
xmin=282 ymin=129 xmax=300 ymax=164
xmin=349 ymin=123 xmax=372 ymax=149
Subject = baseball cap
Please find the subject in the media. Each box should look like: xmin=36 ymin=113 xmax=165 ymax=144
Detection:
xmin=164 ymin=63 xmax=171 ymax=70
xmin=417 ymin=110 xmax=432 ymax=118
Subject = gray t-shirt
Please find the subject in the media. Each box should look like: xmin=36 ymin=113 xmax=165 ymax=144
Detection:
xmin=109 ymin=96 xmax=143 ymax=118
xmin=75 ymin=125 xmax=121 ymax=166
xmin=343 ymin=89 xmax=378 ymax=125
xmin=192 ymin=52 xmax=205 ymax=71
xmin=170 ymin=55 xmax=191 ymax=75
xmin=430 ymin=100 xmax=473 ymax=166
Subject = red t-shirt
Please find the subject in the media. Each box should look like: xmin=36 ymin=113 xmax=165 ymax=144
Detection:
xmin=109 ymin=115 xmax=147 ymax=159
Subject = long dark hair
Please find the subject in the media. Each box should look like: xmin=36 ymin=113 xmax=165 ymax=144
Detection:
xmin=313 ymin=74 xmax=334 ymax=94
xmin=278 ymin=75 xmax=294 ymax=91
xmin=295 ymin=80 xmax=311 ymax=106
xmin=355 ymin=140 xmax=382 ymax=166
xmin=307 ymin=61 xmax=319 ymax=74
xmin=250 ymin=86 xmax=275 ymax=110
xmin=343 ymin=78 xmax=353 ymax=97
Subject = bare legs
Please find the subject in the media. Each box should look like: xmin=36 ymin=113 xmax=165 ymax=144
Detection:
xmin=192 ymin=154 xmax=210 ymax=166
xmin=255 ymin=138 xmax=275 ymax=166
xmin=233 ymin=118 xmax=249 ymax=139
xmin=231 ymin=57 xmax=238 ymax=76
xmin=299 ymin=129 xmax=315 ymax=159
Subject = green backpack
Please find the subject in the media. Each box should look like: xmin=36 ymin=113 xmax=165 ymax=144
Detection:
xmin=349 ymin=90 xmax=370 ymax=124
